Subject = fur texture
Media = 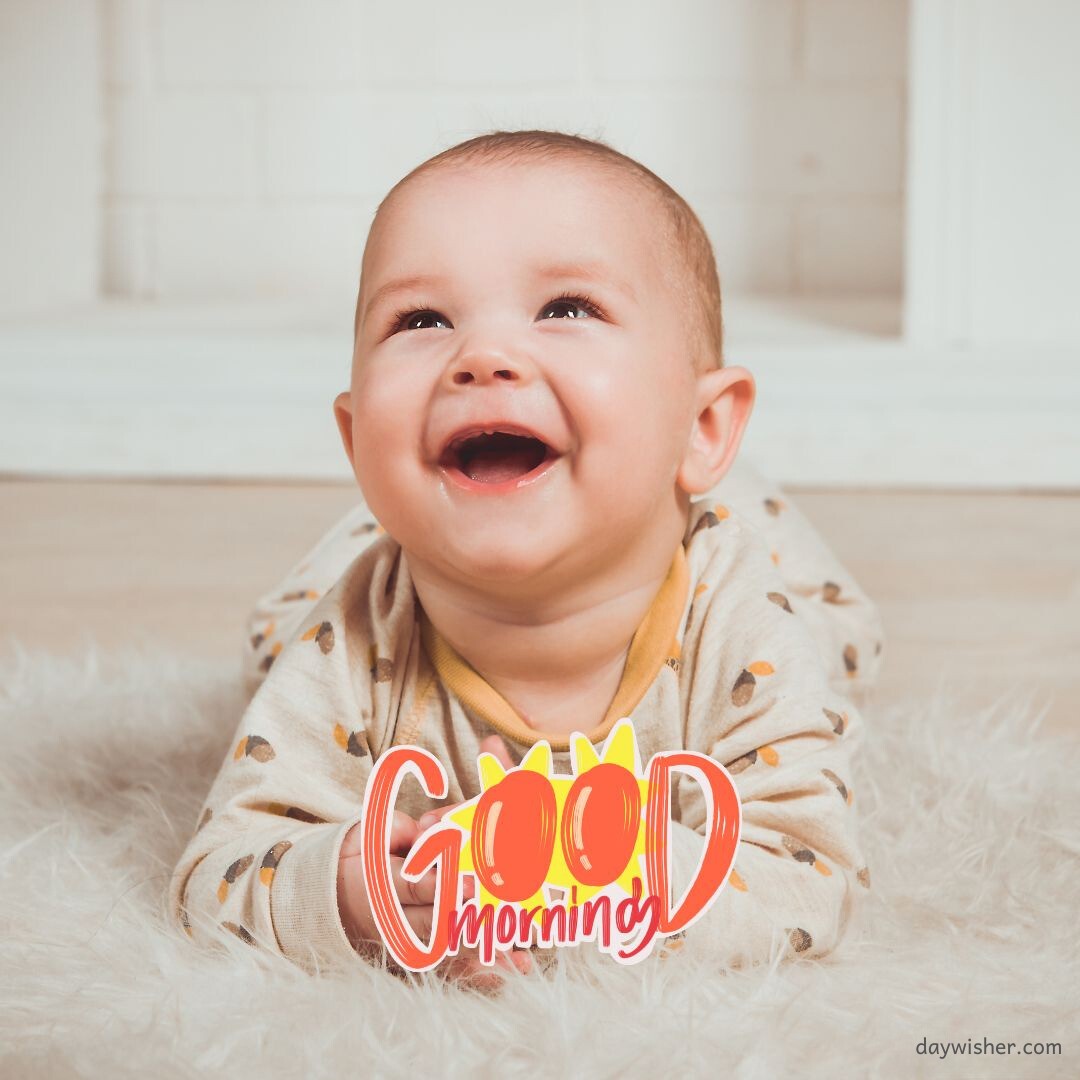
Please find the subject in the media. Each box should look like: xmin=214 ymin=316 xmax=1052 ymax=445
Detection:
xmin=0 ymin=645 xmax=1077 ymax=1079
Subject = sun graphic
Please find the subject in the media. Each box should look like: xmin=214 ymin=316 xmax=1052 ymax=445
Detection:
xmin=445 ymin=719 xmax=651 ymax=928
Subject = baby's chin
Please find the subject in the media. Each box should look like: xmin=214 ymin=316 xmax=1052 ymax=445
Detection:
xmin=408 ymin=523 xmax=576 ymax=591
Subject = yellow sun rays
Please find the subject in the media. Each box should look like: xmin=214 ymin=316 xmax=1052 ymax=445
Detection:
xmin=446 ymin=719 xmax=650 ymax=927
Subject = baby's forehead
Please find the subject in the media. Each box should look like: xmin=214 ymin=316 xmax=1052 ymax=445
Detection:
xmin=396 ymin=157 xmax=660 ymax=230
xmin=373 ymin=161 xmax=675 ymax=282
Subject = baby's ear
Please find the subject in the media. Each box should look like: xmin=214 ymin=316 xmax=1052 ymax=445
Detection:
xmin=333 ymin=391 xmax=356 ymax=467
xmin=676 ymin=365 xmax=756 ymax=495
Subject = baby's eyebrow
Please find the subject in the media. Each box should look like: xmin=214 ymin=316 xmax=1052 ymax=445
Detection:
xmin=362 ymin=273 xmax=444 ymax=324
xmin=533 ymin=261 xmax=638 ymax=303
xmin=362 ymin=260 xmax=637 ymax=324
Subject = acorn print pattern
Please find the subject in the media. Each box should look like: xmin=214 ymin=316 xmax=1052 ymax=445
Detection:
xmin=197 ymin=807 xmax=213 ymax=831
xmin=234 ymin=734 xmax=276 ymax=763
xmin=260 ymin=802 xmax=328 ymax=824
xmin=368 ymin=644 xmax=393 ymax=683
xmin=302 ymin=620 xmax=335 ymax=654
xmin=333 ymin=723 xmax=370 ymax=758
xmin=781 ymin=835 xmax=832 ymax=876
xmin=217 ymin=854 xmax=255 ymax=902
xmin=690 ymin=503 xmax=731 ymax=538
xmin=823 ymin=707 xmax=847 ymax=735
xmin=822 ymin=581 xmax=842 ymax=603
xmin=350 ymin=522 xmax=378 ymax=537
xmin=727 ymin=745 xmax=780 ymax=774
xmin=250 ymin=619 xmax=275 ymax=650
xmin=731 ymin=661 xmax=775 ymax=706
xmin=788 ymin=928 xmax=812 ymax=953
xmin=821 ymin=768 xmax=849 ymax=802
xmin=731 ymin=670 xmax=754 ymax=705
xmin=727 ymin=749 xmax=757 ymax=774
xmin=259 ymin=841 xmax=293 ymax=886
xmin=842 ymin=643 xmax=858 ymax=678
xmin=259 ymin=641 xmax=283 ymax=673
xmin=763 ymin=497 xmax=785 ymax=516
xmin=857 ymin=866 xmax=872 ymax=889
xmin=728 ymin=869 xmax=747 ymax=892
xmin=222 ymin=921 xmax=256 ymax=947
xmin=691 ymin=511 xmax=721 ymax=539
xmin=281 ymin=589 xmax=319 ymax=602
xmin=665 ymin=638 xmax=682 ymax=675
xmin=766 ymin=591 xmax=793 ymax=613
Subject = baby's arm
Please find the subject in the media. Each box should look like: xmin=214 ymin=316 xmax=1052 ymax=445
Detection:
xmin=167 ymin=620 xmax=390 ymax=975
xmin=666 ymin=522 xmax=870 ymax=968
xmin=170 ymin=616 xmax=525 ymax=983
xmin=713 ymin=457 xmax=886 ymax=696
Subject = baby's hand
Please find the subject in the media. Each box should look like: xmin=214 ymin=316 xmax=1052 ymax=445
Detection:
xmin=437 ymin=942 xmax=534 ymax=991
xmin=337 ymin=809 xmax=475 ymax=949
xmin=338 ymin=734 xmax=532 ymax=986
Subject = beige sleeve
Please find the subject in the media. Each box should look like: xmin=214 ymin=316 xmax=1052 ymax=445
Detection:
xmin=167 ymin=607 xmax=384 ymax=976
xmin=666 ymin=523 xmax=870 ymax=969
xmin=243 ymin=497 xmax=383 ymax=695
xmin=713 ymin=456 xmax=887 ymax=696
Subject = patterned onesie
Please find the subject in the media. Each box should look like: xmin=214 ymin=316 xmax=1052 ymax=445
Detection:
xmin=168 ymin=455 xmax=886 ymax=974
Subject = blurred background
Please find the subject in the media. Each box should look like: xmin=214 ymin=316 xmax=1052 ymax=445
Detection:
xmin=3 ymin=0 xmax=1076 ymax=487
xmin=1 ymin=1 xmax=1078 ymax=726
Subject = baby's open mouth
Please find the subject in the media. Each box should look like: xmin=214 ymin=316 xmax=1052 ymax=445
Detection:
xmin=440 ymin=431 xmax=556 ymax=484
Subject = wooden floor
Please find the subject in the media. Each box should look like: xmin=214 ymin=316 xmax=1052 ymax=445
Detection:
xmin=2 ymin=480 xmax=1077 ymax=737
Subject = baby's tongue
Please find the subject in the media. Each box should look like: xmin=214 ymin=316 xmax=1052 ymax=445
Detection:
xmin=463 ymin=442 xmax=538 ymax=483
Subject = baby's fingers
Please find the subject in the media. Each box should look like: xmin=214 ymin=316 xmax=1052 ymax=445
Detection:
xmin=340 ymin=810 xmax=419 ymax=860
xmin=397 ymin=903 xmax=438 ymax=946
xmin=388 ymin=811 xmax=422 ymax=855
xmin=391 ymin=856 xmax=438 ymax=907
xmin=442 ymin=947 xmax=533 ymax=991
xmin=391 ymin=855 xmax=476 ymax=907
xmin=479 ymin=733 xmax=517 ymax=770
xmin=417 ymin=804 xmax=460 ymax=833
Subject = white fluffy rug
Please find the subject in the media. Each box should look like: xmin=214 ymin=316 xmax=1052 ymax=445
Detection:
xmin=1 ymin=646 xmax=1077 ymax=1080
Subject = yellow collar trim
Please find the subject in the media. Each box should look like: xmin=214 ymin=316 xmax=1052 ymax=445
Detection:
xmin=418 ymin=544 xmax=689 ymax=752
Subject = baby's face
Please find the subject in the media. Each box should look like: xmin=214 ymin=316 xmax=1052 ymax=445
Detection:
xmin=338 ymin=161 xmax=704 ymax=588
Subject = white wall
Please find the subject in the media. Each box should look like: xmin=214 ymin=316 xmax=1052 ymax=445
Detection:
xmin=906 ymin=0 xmax=1080 ymax=346
xmin=101 ymin=0 xmax=908 ymax=308
xmin=0 ymin=0 xmax=101 ymax=316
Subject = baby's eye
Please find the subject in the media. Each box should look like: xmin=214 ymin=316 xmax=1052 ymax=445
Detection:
xmin=388 ymin=293 xmax=605 ymax=335
xmin=540 ymin=295 xmax=604 ymax=321
xmin=397 ymin=310 xmax=451 ymax=332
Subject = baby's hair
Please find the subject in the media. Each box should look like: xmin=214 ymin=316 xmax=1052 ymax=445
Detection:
xmin=357 ymin=129 xmax=724 ymax=374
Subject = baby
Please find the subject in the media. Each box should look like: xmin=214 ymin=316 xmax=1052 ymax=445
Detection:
xmin=167 ymin=130 xmax=885 ymax=986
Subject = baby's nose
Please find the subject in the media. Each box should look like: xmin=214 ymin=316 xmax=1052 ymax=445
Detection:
xmin=450 ymin=364 xmax=520 ymax=388
xmin=446 ymin=340 xmax=531 ymax=387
